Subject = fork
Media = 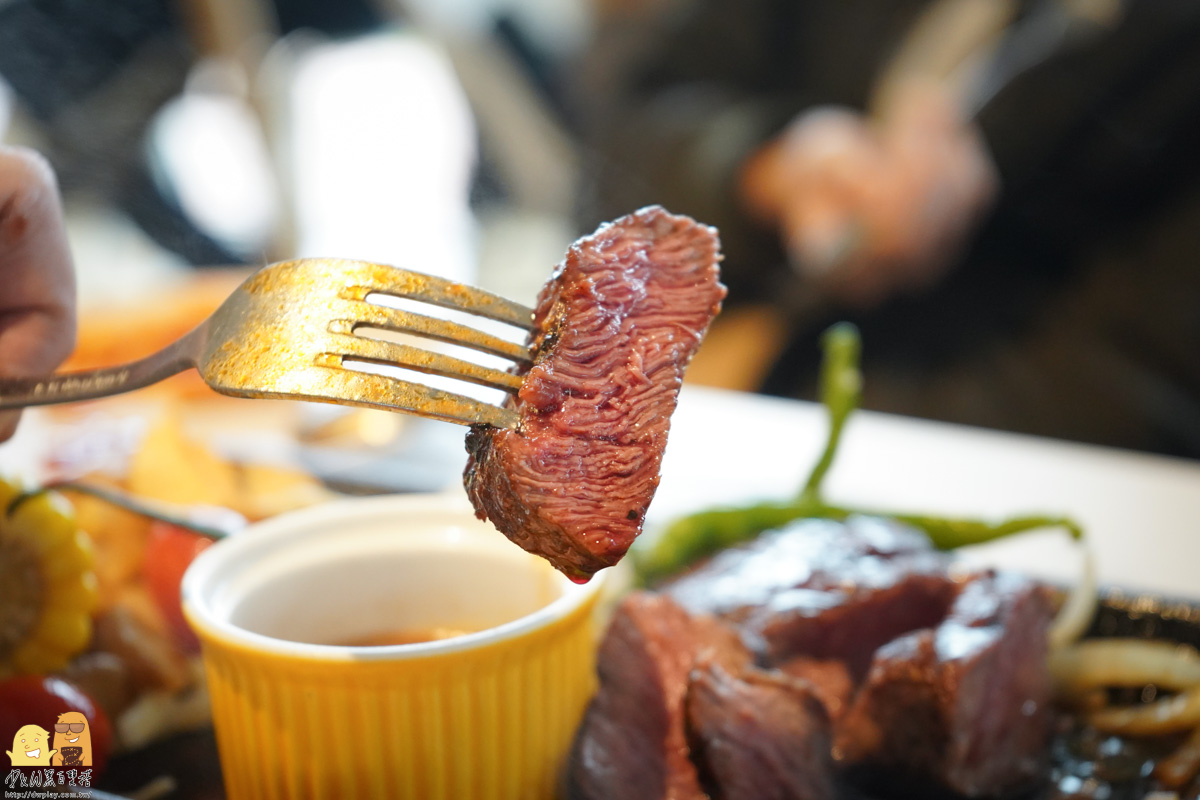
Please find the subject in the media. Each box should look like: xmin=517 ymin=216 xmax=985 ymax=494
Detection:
xmin=0 ymin=259 xmax=534 ymax=429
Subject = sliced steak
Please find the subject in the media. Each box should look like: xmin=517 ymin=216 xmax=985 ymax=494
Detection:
xmin=835 ymin=571 xmax=1056 ymax=797
xmin=686 ymin=661 xmax=837 ymax=800
xmin=465 ymin=206 xmax=725 ymax=581
xmin=777 ymin=656 xmax=855 ymax=722
xmin=663 ymin=516 xmax=958 ymax=675
xmin=567 ymin=592 xmax=749 ymax=800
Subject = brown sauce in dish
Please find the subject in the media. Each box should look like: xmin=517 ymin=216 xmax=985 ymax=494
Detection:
xmin=337 ymin=627 xmax=474 ymax=647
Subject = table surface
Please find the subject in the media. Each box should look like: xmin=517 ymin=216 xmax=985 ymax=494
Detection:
xmin=3 ymin=382 xmax=1197 ymax=600
xmin=652 ymin=385 xmax=1200 ymax=600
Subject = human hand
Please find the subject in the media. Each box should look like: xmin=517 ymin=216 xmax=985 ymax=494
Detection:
xmin=0 ymin=146 xmax=76 ymax=441
xmin=740 ymin=81 xmax=997 ymax=308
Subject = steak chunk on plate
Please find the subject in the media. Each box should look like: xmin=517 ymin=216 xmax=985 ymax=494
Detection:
xmin=568 ymin=592 xmax=749 ymax=800
xmin=663 ymin=516 xmax=958 ymax=675
xmin=686 ymin=661 xmax=837 ymax=800
xmin=465 ymin=206 xmax=725 ymax=581
xmin=835 ymin=571 xmax=1056 ymax=797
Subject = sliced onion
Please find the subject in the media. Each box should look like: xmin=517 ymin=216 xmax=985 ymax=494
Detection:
xmin=1050 ymin=639 xmax=1200 ymax=694
xmin=1087 ymin=686 xmax=1200 ymax=736
xmin=1047 ymin=546 xmax=1097 ymax=650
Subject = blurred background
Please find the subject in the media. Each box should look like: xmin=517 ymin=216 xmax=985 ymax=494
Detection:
xmin=2 ymin=0 xmax=1200 ymax=467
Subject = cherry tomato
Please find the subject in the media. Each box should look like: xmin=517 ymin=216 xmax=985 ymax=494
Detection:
xmin=0 ymin=675 xmax=112 ymax=776
xmin=143 ymin=522 xmax=214 ymax=654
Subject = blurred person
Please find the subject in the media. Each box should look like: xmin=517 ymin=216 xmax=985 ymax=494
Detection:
xmin=0 ymin=146 xmax=77 ymax=442
xmin=574 ymin=0 xmax=1200 ymax=459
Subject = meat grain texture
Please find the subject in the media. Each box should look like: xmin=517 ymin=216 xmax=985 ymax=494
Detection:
xmin=569 ymin=518 xmax=1058 ymax=799
xmin=836 ymin=571 xmax=1056 ymax=797
xmin=567 ymin=593 xmax=750 ymax=800
xmin=465 ymin=206 xmax=726 ymax=580
xmin=687 ymin=661 xmax=837 ymax=800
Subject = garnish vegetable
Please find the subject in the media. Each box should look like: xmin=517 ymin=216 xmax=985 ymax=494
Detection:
xmin=633 ymin=323 xmax=1082 ymax=584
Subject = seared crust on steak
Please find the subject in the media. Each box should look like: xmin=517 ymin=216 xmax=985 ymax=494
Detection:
xmin=835 ymin=571 xmax=1055 ymax=796
xmin=465 ymin=206 xmax=725 ymax=580
xmin=686 ymin=662 xmax=837 ymax=800
xmin=663 ymin=517 xmax=958 ymax=676
xmin=567 ymin=592 xmax=750 ymax=800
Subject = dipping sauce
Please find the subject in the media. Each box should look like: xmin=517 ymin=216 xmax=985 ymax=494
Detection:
xmin=336 ymin=627 xmax=475 ymax=647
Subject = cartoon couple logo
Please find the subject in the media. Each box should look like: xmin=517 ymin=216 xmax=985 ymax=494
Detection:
xmin=6 ymin=712 xmax=92 ymax=768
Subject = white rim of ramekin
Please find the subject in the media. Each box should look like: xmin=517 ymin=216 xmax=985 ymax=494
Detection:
xmin=181 ymin=492 xmax=607 ymax=662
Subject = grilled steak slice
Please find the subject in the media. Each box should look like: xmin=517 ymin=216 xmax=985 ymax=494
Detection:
xmin=568 ymin=592 xmax=749 ymax=800
xmin=465 ymin=206 xmax=725 ymax=581
xmin=663 ymin=516 xmax=957 ymax=675
xmin=686 ymin=661 xmax=837 ymax=800
xmin=835 ymin=571 xmax=1055 ymax=797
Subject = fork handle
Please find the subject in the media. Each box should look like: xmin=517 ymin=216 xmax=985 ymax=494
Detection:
xmin=0 ymin=331 xmax=200 ymax=409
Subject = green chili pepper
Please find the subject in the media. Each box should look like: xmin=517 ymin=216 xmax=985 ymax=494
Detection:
xmin=635 ymin=500 xmax=1082 ymax=585
xmin=633 ymin=498 xmax=833 ymax=584
xmin=802 ymin=322 xmax=862 ymax=499
xmin=887 ymin=512 xmax=1083 ymax=550
xmin=633 ymin=324 xmax=862 ymax=582
xmin=632 ymin=321 xmax=1084 ymax=586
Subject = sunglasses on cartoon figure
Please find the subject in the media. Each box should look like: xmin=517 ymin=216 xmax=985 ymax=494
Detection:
xmin=54 ymin=723 xmax=86 ymax=734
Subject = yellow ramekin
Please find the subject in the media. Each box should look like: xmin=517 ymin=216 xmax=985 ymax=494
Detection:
xmin=182 ymin=493 xmax=605 ymax=800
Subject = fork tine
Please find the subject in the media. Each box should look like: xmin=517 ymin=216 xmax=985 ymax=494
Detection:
xmin=341 ymin=263 xmax=535 ymax=329
xmin=337 ymin=303 xmax=531 ymax=363
xmin=328 ymin=330 xmax=524 ymax=393
xmin=301 ymin=365 xmax=519 ymax=428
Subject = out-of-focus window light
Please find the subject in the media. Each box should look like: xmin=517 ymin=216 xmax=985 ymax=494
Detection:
xmin=149 ymin=60 xmax=280 ymax=259
xmin=288 ymin=31 xmax=478 ymax=285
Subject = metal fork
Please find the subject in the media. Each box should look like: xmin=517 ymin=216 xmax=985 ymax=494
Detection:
xmin=0 ymin=259 xmax=534 ymax=429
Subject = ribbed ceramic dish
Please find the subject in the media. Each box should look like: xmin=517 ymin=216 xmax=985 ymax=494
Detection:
xmin=181 ymin=494 xmax=606 ymax=800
